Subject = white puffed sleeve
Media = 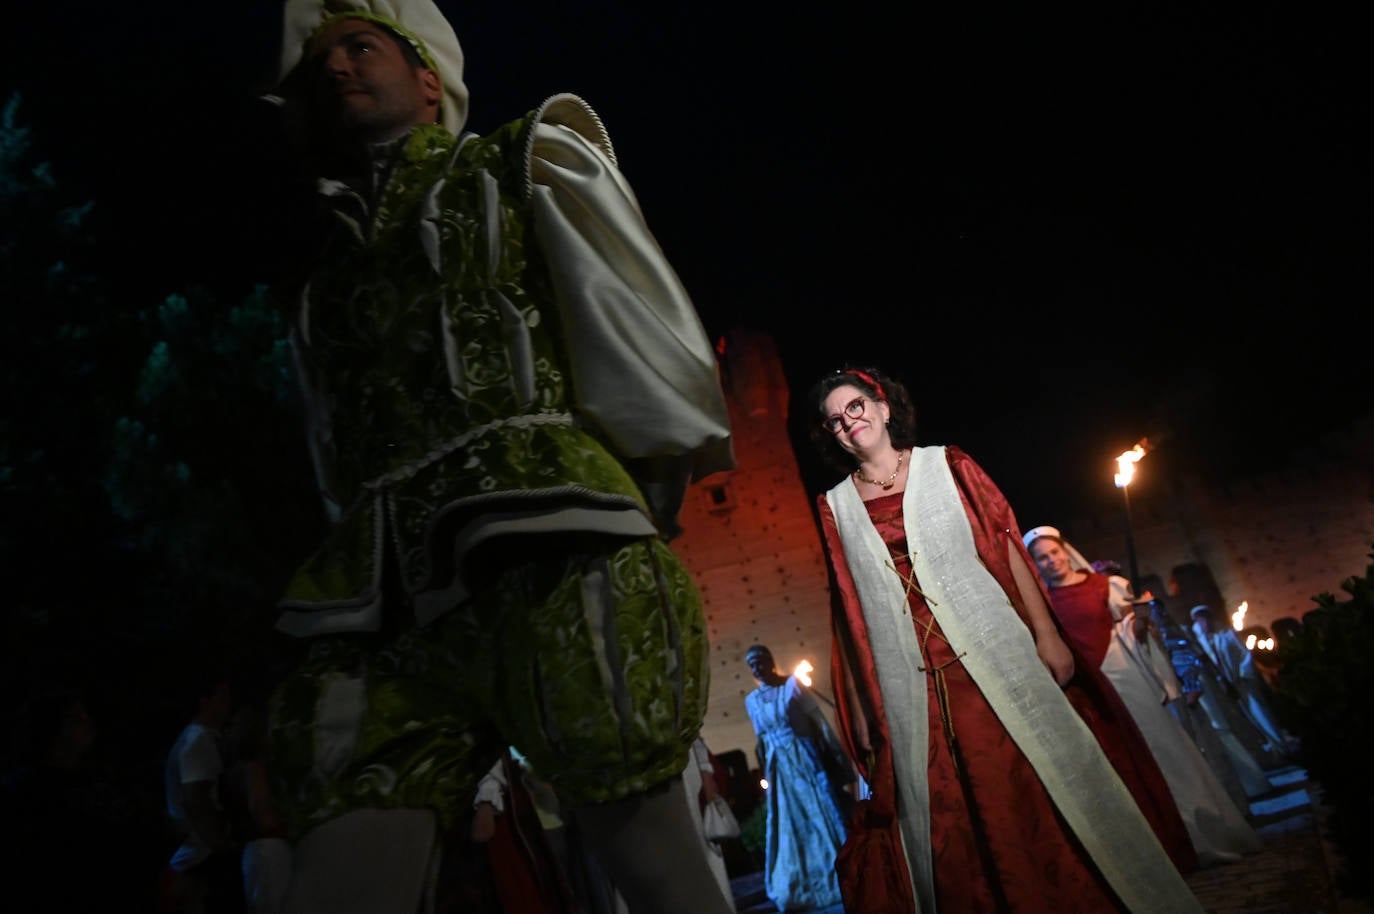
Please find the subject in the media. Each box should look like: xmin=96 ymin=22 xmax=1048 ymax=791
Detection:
xmin=525 ymin=94 xmax=735 ymax=503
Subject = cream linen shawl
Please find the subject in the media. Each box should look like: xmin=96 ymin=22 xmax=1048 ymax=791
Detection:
xmin=824 ymin=446 xmax=1202 ymax=914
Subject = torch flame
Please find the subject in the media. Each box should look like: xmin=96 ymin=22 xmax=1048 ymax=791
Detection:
xmin=1114 ymin=439 xmax=1150 ymax=488
xmin=1232 ymin=601 xmax=1247 ymax=632
xmin=794 ymin=659 xmax=814 ymax=687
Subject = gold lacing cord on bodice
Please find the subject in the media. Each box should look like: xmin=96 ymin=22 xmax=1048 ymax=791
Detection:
xmin=888 ymin=551 xmax=968 ymax=778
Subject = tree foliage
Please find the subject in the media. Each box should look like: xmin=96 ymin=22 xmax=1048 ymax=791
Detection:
xmin=106 ymin=283 xmax=323 ymax=646
xmin=1272 ymin=546 xmax=1374 ymax=904
xmin=2 ymin=91 xmax=319 ymax=762
xmin=1 ymin=92 xmax=140 ymax=659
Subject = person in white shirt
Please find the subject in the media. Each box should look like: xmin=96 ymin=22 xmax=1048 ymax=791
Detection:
xmin=163 ymin=670 xmax=239 ymax=914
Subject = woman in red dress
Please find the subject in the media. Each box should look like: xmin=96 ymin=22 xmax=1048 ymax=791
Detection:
xmin=806 ymin=366 xmax=1201 ymax=914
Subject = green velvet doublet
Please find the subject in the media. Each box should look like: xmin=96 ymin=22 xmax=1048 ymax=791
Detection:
xmin=282 ymin=119 xmax=656 ymax=628
xmin=270 ymin=105 xmax=717 ymax=836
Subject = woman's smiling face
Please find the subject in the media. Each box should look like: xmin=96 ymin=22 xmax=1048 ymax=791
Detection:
xmin=821 ymin=384 xmax=889 ymax=454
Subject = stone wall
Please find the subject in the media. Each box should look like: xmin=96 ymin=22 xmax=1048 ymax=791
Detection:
xmin=1059 ymin=421 xmax=1374 ymax=633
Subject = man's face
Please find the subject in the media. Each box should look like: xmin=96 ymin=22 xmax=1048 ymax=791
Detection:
xmin=747 ymin=651 xmax=774 ymax=681
xmin=303 ymin=19 xmax=441 ymax=143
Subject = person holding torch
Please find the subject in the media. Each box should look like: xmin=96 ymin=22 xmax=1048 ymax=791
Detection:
xmin=744 ymin=643 xmax=853 ymax=912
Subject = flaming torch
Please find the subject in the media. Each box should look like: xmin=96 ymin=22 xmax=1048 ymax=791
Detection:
xmin=1232 ymin=601 xmax=1248 ymax=632
xmin=792 ymin=658 xmax=838 ymax=709
xmin=1113 ymin=439 xmax=1149 ymax=597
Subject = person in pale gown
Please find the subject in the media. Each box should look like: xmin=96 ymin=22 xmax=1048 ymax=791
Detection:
xmin=744 ymin=644 xmax=851 ymax=912
xmin=1191 ymin=606 xmax=1299 ymax=758
xmin=1026 ymin=528 xmax=1262 ymax=867
xmin=1151 ymin=605 xmax=1277 ymax=804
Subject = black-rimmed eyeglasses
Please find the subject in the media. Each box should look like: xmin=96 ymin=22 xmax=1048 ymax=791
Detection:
xmin=822 ymin=397 xmax=869 ymax=434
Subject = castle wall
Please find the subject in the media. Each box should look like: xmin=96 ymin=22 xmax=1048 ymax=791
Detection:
xmin=1061 ymin=422 xmax=1374 ymax=633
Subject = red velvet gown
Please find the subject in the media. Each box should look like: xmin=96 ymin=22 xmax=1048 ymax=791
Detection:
xmin=820 ymin=447 xmax=1196 ymax=914
xmin=1044 ymin=571 xmax=1117 ymax=667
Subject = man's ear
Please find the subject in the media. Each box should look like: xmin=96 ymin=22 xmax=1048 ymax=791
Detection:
xmin=420 ymin=68 xmax=442 ymax=116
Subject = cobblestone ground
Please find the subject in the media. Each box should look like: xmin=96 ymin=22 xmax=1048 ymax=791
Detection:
xmin=1187 ymin=766 xmax=1372 ymax=914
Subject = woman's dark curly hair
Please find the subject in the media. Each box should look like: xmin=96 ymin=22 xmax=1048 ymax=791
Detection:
xmin=805 ymin=366 xmax=917 ymax=475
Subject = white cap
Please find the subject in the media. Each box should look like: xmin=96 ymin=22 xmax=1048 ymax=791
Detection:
xmin=1022 ymin=525 xmax=1062 ymax=549
xmin=274 ymin=0 xmax=470 ymax=135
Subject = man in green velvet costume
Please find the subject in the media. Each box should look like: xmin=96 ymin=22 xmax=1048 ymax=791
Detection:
xmin=263 ymin=2 xmax=734 ymax=911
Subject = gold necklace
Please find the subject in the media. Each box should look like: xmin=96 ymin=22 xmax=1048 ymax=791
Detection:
xmin=854 ymin=449 xmax=905 ymax=489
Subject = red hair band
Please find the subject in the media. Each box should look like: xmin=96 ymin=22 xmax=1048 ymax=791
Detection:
xmin=845 ymin=369 xmax=885 ymax=401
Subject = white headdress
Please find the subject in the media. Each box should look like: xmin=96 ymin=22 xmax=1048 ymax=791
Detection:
xmin=272 ymin=0 xmax=470 ymax=135
xmin=1022 ymin=525 xmax=1092 ymax=571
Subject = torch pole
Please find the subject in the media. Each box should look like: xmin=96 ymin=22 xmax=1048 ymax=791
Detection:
xmin=1120 ymin=483 xmax=1143 ymax=598
xmin=1114 ymin=441 xmax=1149 ymax=599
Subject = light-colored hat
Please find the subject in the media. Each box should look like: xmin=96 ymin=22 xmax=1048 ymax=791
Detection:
xmin=1190 ymin=604 xmax=1212 ymax=618
xmin=273 ymin=0 xmax=470 ymax=135
xmin=1022 ymin=525 xmax=1062 ymax=549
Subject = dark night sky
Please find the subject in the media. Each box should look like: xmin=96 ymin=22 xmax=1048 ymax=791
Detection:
xmin=4 ymin=2 xmax=1369 ymax=528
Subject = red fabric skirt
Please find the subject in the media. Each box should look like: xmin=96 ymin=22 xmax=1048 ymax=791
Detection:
xmin=911 ymin=592 xmax=1131 ymax=913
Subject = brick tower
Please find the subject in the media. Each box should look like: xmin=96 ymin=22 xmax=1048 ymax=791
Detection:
xmin=671 ymin=329 xmax=840 ymax=759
